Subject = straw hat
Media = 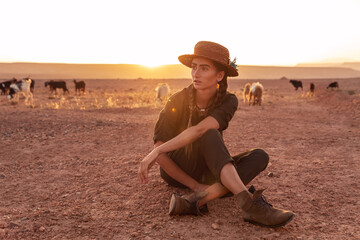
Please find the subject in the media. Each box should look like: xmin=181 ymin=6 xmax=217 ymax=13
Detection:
xmin=178 ymin=41 xmax=238 ymax=77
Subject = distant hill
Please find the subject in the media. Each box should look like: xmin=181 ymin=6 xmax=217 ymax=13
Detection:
xmin=341 ymin=62 xmax=360 ymax=71
xmin=297 ymin=62 xmax=360 ymax=71
xmin=1 ymin=62 xmax=360 ymax=80
xmin=237 ymin=65 xmax=360 ymax=79
xmin=0 ymin=62 xmax=188 ymax=80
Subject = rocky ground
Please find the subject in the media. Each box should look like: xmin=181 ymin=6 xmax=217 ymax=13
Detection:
xmin=0 ymin=78 xmax=359 ymax=239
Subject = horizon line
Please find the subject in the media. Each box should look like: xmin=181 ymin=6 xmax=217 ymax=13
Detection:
xmin=1 ymin=61 xmax=360 ymax=68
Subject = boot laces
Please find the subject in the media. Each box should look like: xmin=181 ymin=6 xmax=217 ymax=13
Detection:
xmin=254 ymin=194 xmax=273 ymax=208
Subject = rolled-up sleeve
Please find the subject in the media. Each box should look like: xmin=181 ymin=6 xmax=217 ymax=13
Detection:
xmin=153 ymin=97 xmax=179 ymax=143
xmin=209 ymin=93 xmax=238 ymax=131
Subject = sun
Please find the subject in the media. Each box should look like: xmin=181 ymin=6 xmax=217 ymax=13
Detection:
xmin=138 ymin=54 xmax=175 ymax=68
xmin=141 ymin=61 xmax=165 ymax=68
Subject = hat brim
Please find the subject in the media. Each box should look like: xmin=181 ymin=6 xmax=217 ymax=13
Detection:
xmin=178 ymin=54 xmax=239 ymax=77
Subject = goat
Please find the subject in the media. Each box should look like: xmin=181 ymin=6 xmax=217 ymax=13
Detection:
xmin=0 ymin=78 xmax=17 ymax=95
xmin=243 ymin=82 xmax=251 ymax=104
xmin=45 ymin=80 xmax=69 ymax=94
xmin=309 ymin=83 xmax=315 ymax=96
xmin=327 ymin=82 xmax=339 ymax=90
xmin=289 ymin=79 xmax=303 ymax=90
xmin=73 ymin=80 xmax=86 ymax=94
xmin=155 ymin=83 xmax=170 ymax=102
xmin=249 ymin=82 xmax=264 ymax=106
xmin=23 ymin=77 xmax=35 ymax=93
xmin=7 ymin=79 xmax=33 ymax=105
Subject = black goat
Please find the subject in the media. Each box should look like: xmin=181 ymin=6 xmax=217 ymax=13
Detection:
xmin=310 ymin=83 xmax=315 ymax=92
xmin=327 ymin=82 xmax=339 ymax=90
xmin=0 ymin=78 xmax=17 ymax=95
xmin=309 ymin=83 xmax=315 ymax=96
xmin=289 ymin=80 xmax=303 ymax=90
xmin=73 ymin=80 xmax=85 ymax=94
xmin=45 ymin=80 xmax=69 ymax=94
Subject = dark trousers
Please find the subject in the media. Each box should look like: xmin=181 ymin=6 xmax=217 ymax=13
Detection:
xmin=160 ymin=129 xmax=269 ymax=188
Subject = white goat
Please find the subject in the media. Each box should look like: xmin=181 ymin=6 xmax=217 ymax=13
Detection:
xmin=155 ymin=83 xmax=170 ymax=102
xmin=243 ymin=82 xmax=251 ymax=104
xmin=249 ymin=82 xmax=264 ymax=106
xmin=7 ymin=79 xmax=34 ymax=105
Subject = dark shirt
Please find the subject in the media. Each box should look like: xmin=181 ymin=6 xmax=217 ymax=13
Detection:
xmin=153 ymin=85 xmax=238 ymax=144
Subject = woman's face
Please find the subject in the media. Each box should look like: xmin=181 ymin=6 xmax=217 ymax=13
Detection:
xmin=191 ymin=57 xmax=224 ymax=91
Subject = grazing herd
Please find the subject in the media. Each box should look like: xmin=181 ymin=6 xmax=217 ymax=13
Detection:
xmin=242 ymin=78 xmax=341 ymax=106
xmin=0 ymin=76 xmax=345 ymax=107
xmin=0 ymin=78 xmax=86 ymax=105
xmin=288 ymin=79 xmax=339 ymax=92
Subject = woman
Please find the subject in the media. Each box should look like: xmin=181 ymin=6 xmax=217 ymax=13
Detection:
xmin=139 ymin=41 xmax=294 ymax=228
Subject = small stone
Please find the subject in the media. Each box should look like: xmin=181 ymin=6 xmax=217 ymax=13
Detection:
xmin=215 ymin=219 xmax=223 ymax=225
xmin=211 ymin=223 xmax=220 ymax=230
xmin=39 ymin=226 xmax=45 ymax=232
xmin=315 ymin=222 xmax=327 ymax=228
xmin=131 ymin=232 xmax=139 ymax=237
xmin=0 ymin=174 xmax=5 ymax=179
xmin=267 ymin=172 xmax=274 ymax=177
xmin=296 ymin=194 xmax=302 ymax=197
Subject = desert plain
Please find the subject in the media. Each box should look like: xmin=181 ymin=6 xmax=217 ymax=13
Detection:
xmin=0 ymin=77 xmax=359 ymax=239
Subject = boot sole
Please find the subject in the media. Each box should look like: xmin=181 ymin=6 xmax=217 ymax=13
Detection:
xmin=168 ymin=194 xmax=177 ymax=215
xmin=243 ymin=214 xmax=295 ymax=228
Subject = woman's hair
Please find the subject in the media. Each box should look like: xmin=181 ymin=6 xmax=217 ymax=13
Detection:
xmin=185 ymin=60 xmax=229 ymax=158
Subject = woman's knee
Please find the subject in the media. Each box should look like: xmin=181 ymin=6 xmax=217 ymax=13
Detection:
xmin=160 ymin=168 xmax=187 ymax=188
xmin=250 ymin=148 xmax=269 ymax=171
xmin=199 ymin=129 xmax=222 ymax=146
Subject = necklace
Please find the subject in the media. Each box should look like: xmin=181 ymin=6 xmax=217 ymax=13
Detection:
xmin=195 ymin=96 xmax=215 ymax=114
xmin=194 ymin=90 xmax=217 ymax=115
xmin=195 ymin=104 xmax=211 ymax=112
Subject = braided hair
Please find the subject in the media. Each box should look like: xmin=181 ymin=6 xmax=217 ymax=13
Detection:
xmin=184 ymin=61 xmax=229 ymax=159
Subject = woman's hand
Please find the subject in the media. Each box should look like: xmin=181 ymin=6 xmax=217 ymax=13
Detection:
xmin=138 ymin=149 xmax=159 ymax=184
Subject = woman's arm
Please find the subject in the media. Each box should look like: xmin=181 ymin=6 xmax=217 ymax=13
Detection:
xmin=139 ymin=116 xmax=219 ymax=183
xmin=157 ymin=116 xmax=219 ymax=155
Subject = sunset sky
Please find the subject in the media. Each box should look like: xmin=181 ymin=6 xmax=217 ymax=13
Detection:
xmin=1 ymin=0 xmax=360 ymax=67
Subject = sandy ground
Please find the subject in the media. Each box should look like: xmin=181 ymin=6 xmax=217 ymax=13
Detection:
xmin=0 ymin=78 xmax=359 ymax=239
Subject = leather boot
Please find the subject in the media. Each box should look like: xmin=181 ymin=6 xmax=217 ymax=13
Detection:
xmin=236 ymin=189 xmax=295 ymax=228
xmin=169 ymin=191 xmax=209 ymax=216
